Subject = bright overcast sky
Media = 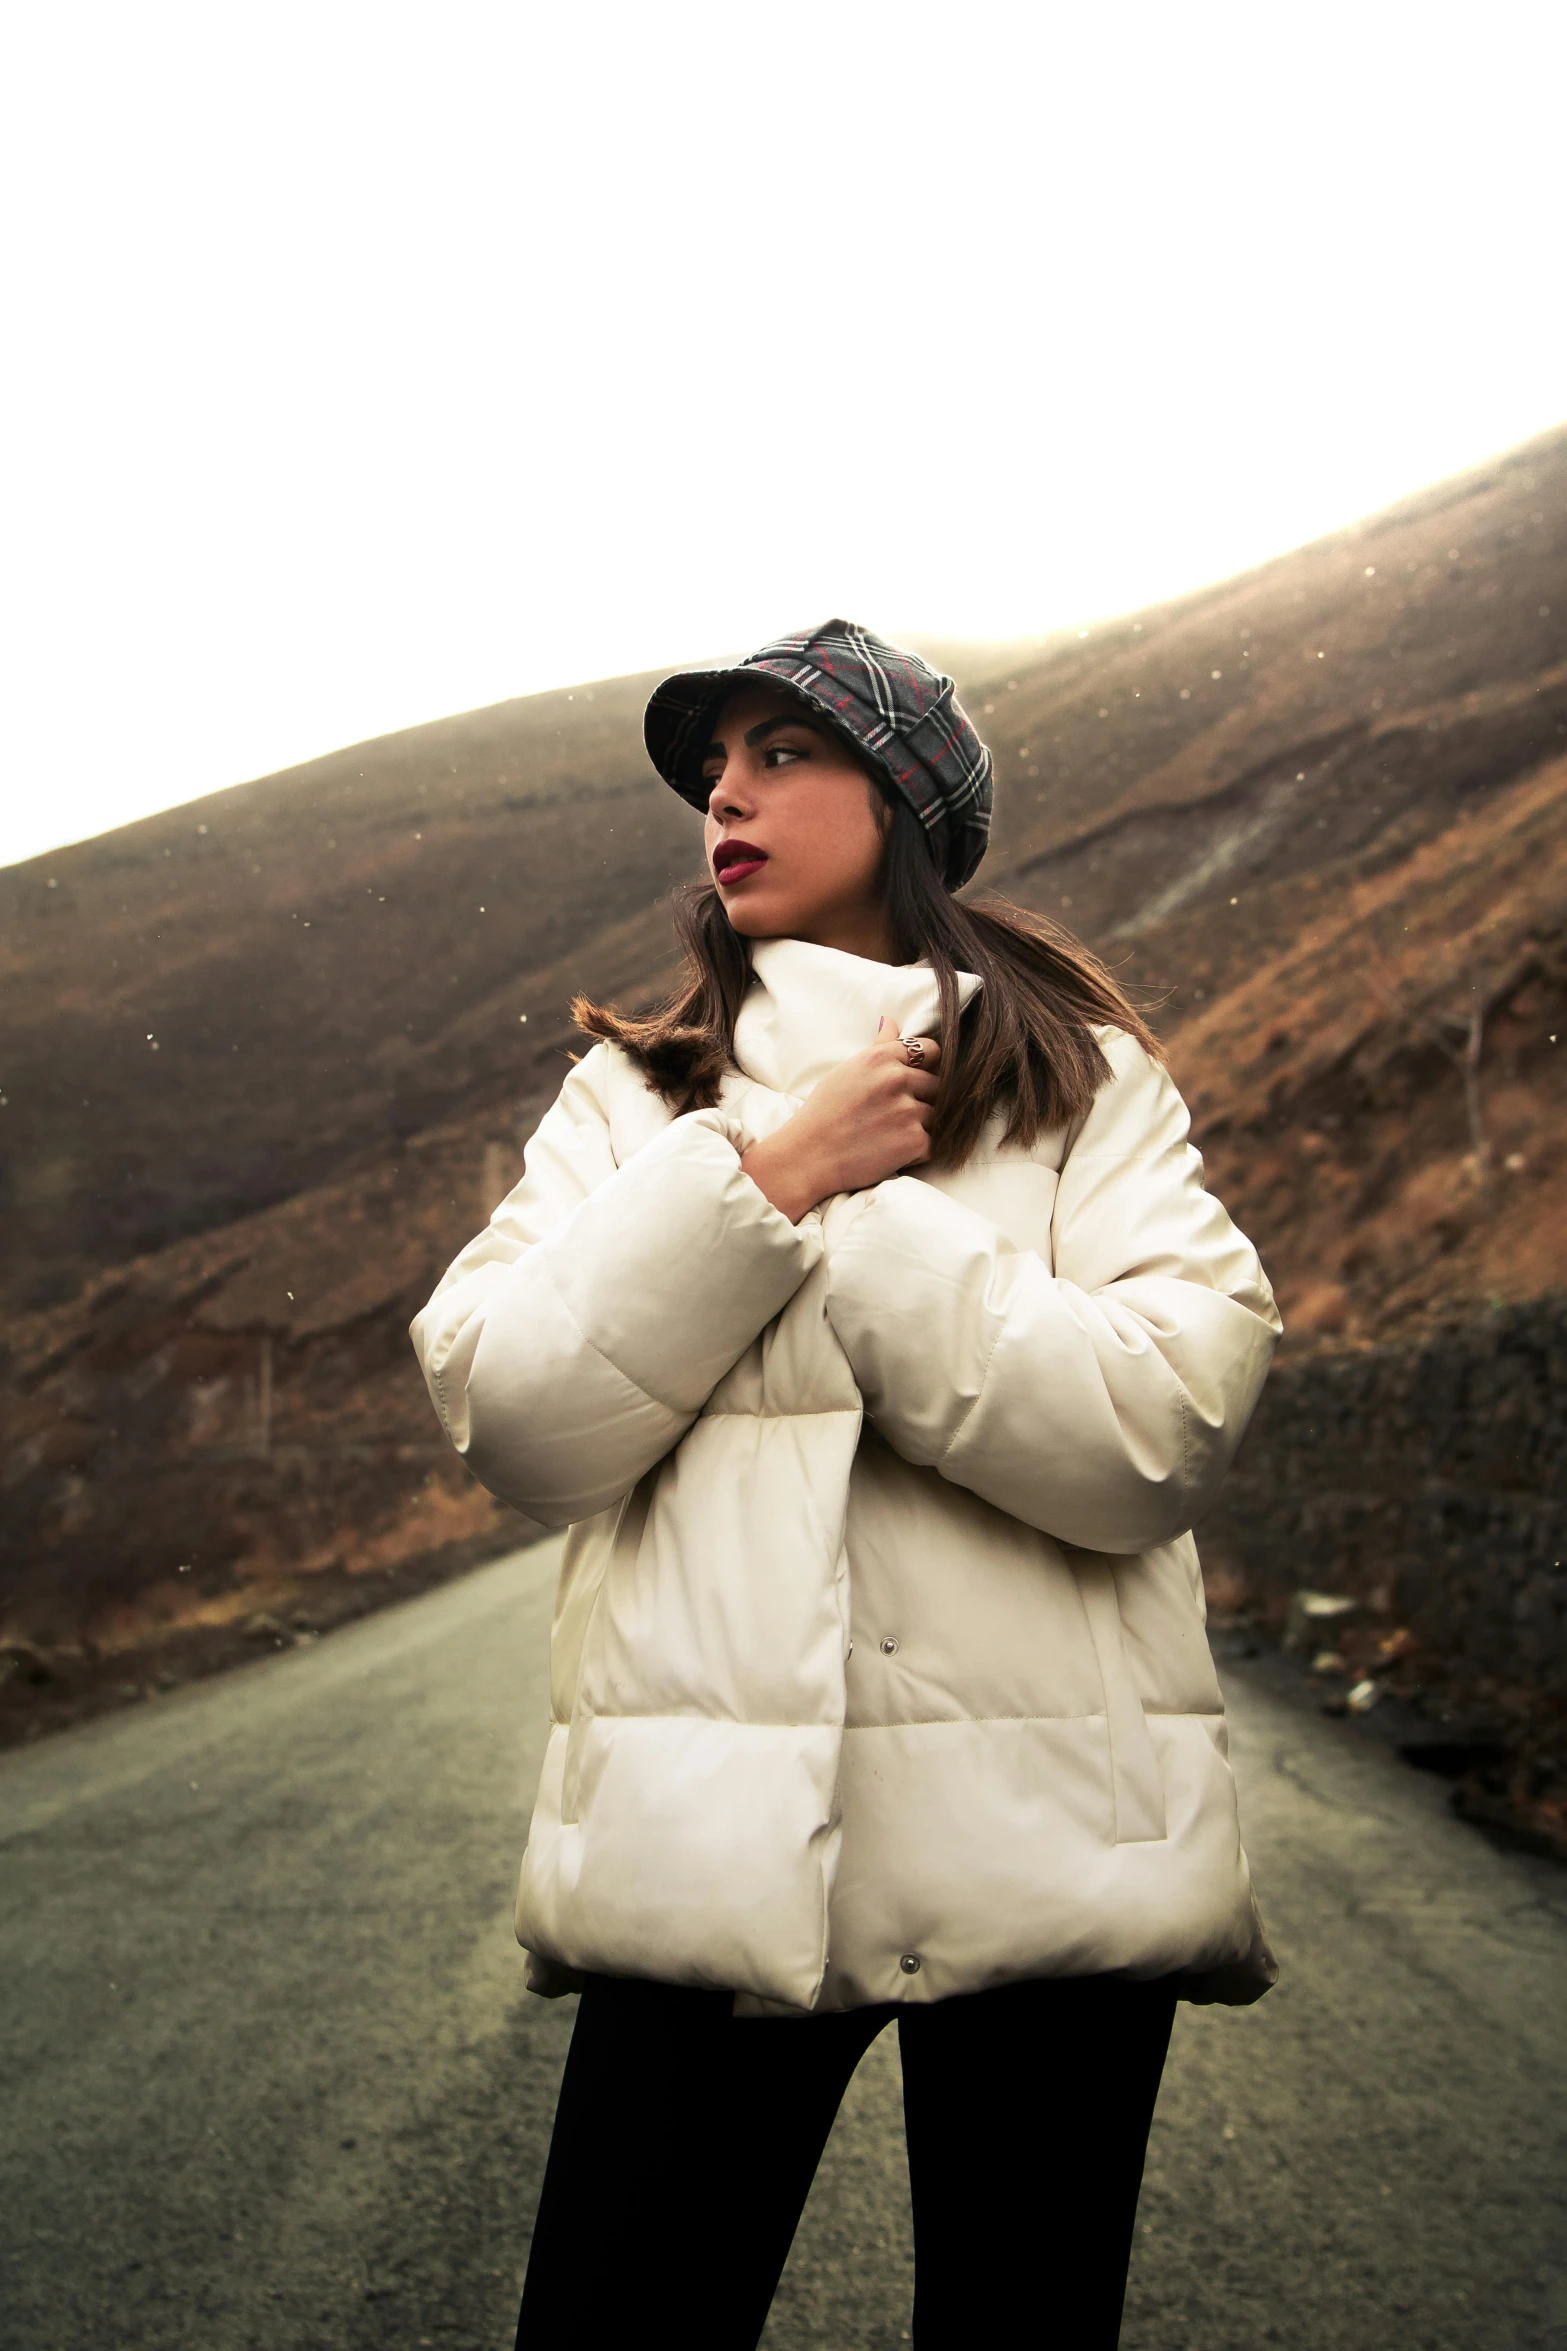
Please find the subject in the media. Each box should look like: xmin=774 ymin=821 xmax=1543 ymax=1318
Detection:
xmin=4 ymin=0 xmax=1564 ymax=868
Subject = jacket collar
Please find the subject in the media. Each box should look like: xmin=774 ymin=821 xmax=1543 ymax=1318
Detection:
xmin=734 ymin=935 xmax=981 ymax=1101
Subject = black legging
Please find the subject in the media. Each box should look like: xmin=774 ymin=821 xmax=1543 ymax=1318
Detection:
xmin=516 ymin=1969 xmax=1176 ymax=2350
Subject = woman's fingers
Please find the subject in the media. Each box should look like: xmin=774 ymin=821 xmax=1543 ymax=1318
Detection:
xmin=875 ymin=1020 xmax=941 ymax=1075
xmin=894 ymin=1037 xmax=939 ymax=1102
xmin=776 ymin=1025 xmax=946 ymax=1198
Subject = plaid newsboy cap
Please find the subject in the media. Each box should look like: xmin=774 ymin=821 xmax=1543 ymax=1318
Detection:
xmin=644 ymin=618 xmax=993 ymax=890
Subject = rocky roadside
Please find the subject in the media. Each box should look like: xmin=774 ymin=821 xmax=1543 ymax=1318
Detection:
xmin=0 ymin=1522 xmax=541 ymax=1750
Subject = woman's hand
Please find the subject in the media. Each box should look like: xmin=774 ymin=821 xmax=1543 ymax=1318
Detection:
xmin=740 ymin=1018 xmax=942 ymax=1224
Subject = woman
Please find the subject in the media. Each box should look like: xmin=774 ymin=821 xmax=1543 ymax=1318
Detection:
xmin=411 ymin=619 xmax=1281 ymax=2350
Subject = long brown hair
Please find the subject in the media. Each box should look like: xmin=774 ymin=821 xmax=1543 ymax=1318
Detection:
xmin=574 ymin=784 xmax=1161 ymax=1168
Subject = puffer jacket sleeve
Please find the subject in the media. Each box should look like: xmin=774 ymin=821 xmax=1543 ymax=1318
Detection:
xmin=410 ymin=1045 xmax=821 ymax=1528
xmin=823 ymin=1028 xmax=1281 ymax=1553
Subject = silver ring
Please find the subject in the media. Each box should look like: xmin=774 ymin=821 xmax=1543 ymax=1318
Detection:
xmin=903 ymin=1036 xmax=927 ymax=1069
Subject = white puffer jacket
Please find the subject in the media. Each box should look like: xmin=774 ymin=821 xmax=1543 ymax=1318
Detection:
xmin=412 ymin=937 xmax=1282 ymax=2014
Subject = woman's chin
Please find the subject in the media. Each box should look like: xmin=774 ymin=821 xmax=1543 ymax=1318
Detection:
xmin=718 ymin=891 xmax=797 ymax=939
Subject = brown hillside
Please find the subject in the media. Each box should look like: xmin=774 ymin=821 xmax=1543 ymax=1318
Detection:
xmin=0 ymin=668 xmax=697 ymax=1305
xmin=3 ymin=425 xmax=1565 ymax=1741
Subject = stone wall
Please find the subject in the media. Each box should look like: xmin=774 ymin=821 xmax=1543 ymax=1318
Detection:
xmin=1205 ymin=1296 xmax=1567 ymax=1707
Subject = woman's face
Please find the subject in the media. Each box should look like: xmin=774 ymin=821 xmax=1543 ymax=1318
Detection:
xmin=700 ymin=683 xmax=893 ymax=958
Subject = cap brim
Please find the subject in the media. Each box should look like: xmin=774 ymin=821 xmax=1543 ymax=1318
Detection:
xmin=644 ymin=664 xmax=853 ymax=808
xmin=642 ymin=667 xmax=735 ymax=804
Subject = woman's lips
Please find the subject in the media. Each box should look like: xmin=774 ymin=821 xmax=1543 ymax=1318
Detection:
xmin=713 ymin=841 xmax=768 ymax=885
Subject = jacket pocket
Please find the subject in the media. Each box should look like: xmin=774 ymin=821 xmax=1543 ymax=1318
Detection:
xmin=1067 ymin=1547 xmax=1169 ymax=1844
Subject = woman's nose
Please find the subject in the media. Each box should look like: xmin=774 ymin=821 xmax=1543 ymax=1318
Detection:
xmin=706 ymin=766 xmax=753 ymax=819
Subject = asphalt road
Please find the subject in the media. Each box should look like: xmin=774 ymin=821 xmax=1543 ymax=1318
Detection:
xmin=4 ymin=1540 xmax=1566 ymax=2351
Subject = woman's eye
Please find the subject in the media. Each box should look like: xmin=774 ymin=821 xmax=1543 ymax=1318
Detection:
xmin=763 ymin=743 xmax=804 ymax=767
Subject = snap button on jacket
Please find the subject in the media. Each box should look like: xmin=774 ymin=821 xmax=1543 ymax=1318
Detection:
xmin=411 ymin=938 xmax=1283 ymax=2014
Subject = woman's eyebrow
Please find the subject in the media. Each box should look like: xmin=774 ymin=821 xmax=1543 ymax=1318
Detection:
xmin=743 ymin=713 xmax=822 ymax=748
xmin=701 ymin=713 xmax=822 ymax=761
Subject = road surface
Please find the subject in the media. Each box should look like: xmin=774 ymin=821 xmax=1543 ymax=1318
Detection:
xmin=3 ymin=1539 xmax=1565 ymax=2350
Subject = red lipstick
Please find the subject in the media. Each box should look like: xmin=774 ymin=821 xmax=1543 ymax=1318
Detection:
xmin=713 ymin=838 xmax=768 ymax=885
